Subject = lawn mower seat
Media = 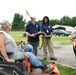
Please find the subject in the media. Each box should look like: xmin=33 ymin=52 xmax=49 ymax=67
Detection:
xmin=0 ymin=61 xmax=29 ymax=75
xmin=0 ymin=52 xmax=18 ymax=62
xmin=0 ymin=53 xmax=29 ymax=75
xmin=0 ymin=52 xmax=23 ymax=62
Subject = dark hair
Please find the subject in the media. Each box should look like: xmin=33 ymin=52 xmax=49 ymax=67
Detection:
xmin=42 ymin=16 xmax=49 ymax=25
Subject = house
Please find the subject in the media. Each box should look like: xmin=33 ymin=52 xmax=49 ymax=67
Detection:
xmin=52 ymin=25 xmax=74 ymax=32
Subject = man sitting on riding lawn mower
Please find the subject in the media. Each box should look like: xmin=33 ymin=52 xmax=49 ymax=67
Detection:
xmin=0 ymin=20 xmax=54 ymax=73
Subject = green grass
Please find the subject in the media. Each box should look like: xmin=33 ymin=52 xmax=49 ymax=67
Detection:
xmin=10 ymin=31 xmax=71 ymax=46
xmin=10 ymin=31 xmax=27 ymax=41
xmin=39 ymin=35 xmax=71 ymax=47
xmin=52 ymin=35 xmax=71 ymax=45
xmin=9 ymin=31 xmax=76 ymax=75
xmin=39 ymin=59 xmax=76 ymax=75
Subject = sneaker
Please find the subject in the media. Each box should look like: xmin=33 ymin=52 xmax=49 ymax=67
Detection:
xmin=50 ymin=58 xmax=57 ymax=61
xmin=42 ymin=66 xmax=54 ymax=73
xmin=44 ymin=57 xmax=47 ymax=60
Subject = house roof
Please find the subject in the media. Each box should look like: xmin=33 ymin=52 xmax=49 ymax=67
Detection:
xmin=52 ymin=25 xmax=74 ymax=32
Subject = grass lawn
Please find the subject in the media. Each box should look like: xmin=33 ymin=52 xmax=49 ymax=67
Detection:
xmin=39 ymin=35 xmax=71 ymax=46
xmin=10 ymin=31 xmax=71 ymax=46
xmin=40 ymin=59 xmax=76 ymax=75
xmin=52 ymin=35 xmax=71 ymax=45
xmin=9 ymin=31 xmax=76 ymax=75
xmin=10 ymin=31 xmax=26 ymax=41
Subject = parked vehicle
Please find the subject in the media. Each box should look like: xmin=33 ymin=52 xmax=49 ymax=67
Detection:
xmin=53 ymin=29 xmax=70 ymax=36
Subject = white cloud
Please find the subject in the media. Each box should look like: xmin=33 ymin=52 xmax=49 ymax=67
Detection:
xmin=0 ymin=0 xmax=76 ymax=22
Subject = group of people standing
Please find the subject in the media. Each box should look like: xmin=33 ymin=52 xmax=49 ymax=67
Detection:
xmin=0 ymin=15 xmax=76 ymax=74
xmin=25 ymin=15 xmax=76 ymax=65
xmin=25 ymin=16 xmax=57 ymax=60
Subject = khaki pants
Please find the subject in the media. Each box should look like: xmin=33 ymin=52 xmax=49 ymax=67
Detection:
xmin=43 ymin=37 xmax=54 ymax=58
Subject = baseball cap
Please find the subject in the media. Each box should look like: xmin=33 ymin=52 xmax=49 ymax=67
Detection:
xmin=30 ymin=16 xmax=36 ymax=19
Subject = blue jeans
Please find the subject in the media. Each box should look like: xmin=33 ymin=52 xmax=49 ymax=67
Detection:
xmin=9 ymin=52 xmax=45 ymax=69
xmin=9 ymin=44 xmax=45 ymax=69
xmin=18 ymin=44 xmax=35 ymax=55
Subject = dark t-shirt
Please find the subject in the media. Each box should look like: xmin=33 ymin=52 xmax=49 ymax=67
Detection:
xmin=26 ymin=22 xmax=40 ymax=42
xmin=41 ymin=24 xmax=52 ymax=35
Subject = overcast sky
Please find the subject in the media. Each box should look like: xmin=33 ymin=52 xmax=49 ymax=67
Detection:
xmin=0 ymin=0 xmax=76 ymax=22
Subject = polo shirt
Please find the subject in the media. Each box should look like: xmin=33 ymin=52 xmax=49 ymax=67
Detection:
xmin=41 ymin=24 xmax=52 ymax=35
xmin=26 ymin=22 xmax=40 ymax=42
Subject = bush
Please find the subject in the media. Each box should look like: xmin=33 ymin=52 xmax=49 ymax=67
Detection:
xmin=23 ymin=33 xmax=26 ymax=37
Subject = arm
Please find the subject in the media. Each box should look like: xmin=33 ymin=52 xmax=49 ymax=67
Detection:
xmin=25 ymin=32 xmax=31 ymax=36
xmin=37 ymin=24 xmax=41 ymax=33
xmin=48 ymin=26 xmax=53 ymax=37
xmin=0 ymin=33 xmax=15 ymax=62
xmin=50 ymin=26 xmax=53 ymax=37
xmin=25 ymin=24 xmax=31 ymax=36
xmin=70 ymin=34 xmax=76 ymax=42
xmin=71 ymin=36 xmax=76 ymax=39
xmin=70 ymin=31 xmax=76 ymax=41
xmin=16 ymin=40 xmax=21 ymax=46
xmin=25 ymin=32 xmax=36 ymax=37
xmin=40 ymin=25 xmax=46 ymax=36
xmin=16 ymin=40 xmax=28 ymax=46
xmin=36 ymin=24 xmax=42 ymax=35
xmin=44 ymin=32 xmax=52 ymax=38
xmin=50 ymin=32 xmax=52 ymax=37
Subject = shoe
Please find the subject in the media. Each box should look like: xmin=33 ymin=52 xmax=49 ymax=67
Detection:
xmin=50 ymin=58 xmax=57 ymax=61
xmin=42 ymin=65 xmax=54 ymax=73
xmin=44 ymin=57 xmax=47 ymax=60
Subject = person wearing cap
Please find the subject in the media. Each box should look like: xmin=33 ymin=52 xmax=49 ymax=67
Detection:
xmin=0 ymin=20 xmax=54 ymax=73
xmin=25 ymin=16 xmax=41 ymax=56
xmin=71 ymin=26 xmax=76 ymax=66
xmin=41 ymin=16 xmax=57 ymax=60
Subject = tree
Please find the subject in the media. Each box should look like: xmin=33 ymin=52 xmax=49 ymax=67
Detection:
xmin=49 ymin=19 xmax=61 ymax=26
xmin=37 ymin=20 xmax=42 ymax=25
xmin=12 ymin=13 xmax=25 ymax=31
xmin=71 ymin=17 xmax=76 ymax=27
xmin=60 ymin=16 xmax=71 ymax=25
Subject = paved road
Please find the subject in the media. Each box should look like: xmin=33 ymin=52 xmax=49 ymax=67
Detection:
xmin=37 ymin=44 xmax=76 ymax=69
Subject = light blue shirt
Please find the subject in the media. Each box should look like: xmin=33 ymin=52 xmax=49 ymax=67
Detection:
xmin=71 ymin=28 xmax=76 ymax=41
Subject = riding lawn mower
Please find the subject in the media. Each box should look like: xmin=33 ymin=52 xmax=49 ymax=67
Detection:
xmin=0 ymin=42 xmax=60 ymax=75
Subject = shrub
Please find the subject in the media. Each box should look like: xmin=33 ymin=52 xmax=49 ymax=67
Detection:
xmin=23 ymin=33 xmax=26 ymax=37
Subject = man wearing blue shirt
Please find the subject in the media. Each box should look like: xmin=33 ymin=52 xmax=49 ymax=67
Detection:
xmin=25 ymin=17 xmax=41 ymax=56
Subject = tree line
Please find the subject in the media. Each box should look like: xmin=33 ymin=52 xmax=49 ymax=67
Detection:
xmin=12 ymin=13 xmax=76 ymax=31
xmin=38 ymin=16 xmax=76 ymax=27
